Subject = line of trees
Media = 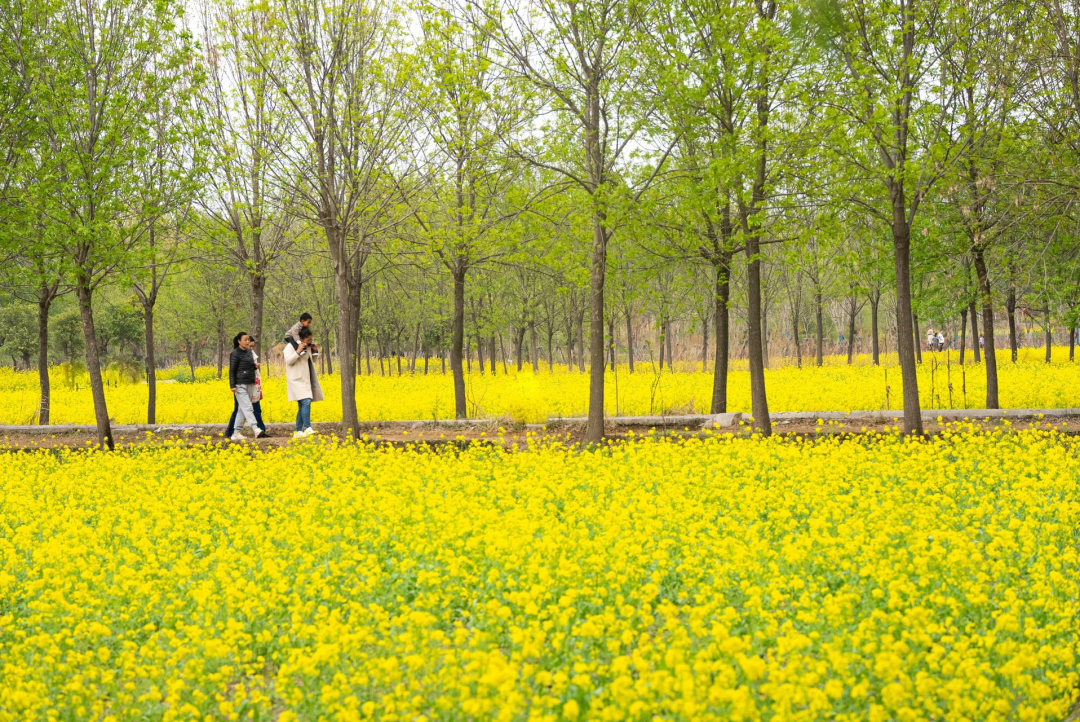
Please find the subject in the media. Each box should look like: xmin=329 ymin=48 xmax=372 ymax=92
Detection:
xmin=3 ymin=0 xmax=1080 ymax=446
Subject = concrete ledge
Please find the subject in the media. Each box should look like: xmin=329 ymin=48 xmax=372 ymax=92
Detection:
xmin=545 ymin=408 xmax=1080 ymax=429
xmin=547 ymin=415 xmax=717 ymax=428
xmin=921 ymin=408 xmax=1080 ymax=419
xmin=0 ymin=418 xmax=516 ymax=435
xmin=3 ymin=409 xmax=1077 ymax=436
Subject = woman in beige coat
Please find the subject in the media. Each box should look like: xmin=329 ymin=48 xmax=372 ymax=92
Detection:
xmin=284 ymin=326 xmax=324 ymax=438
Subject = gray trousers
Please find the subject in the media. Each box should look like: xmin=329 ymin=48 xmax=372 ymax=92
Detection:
xmin=234 ymin=384 xmax=259 ymax=430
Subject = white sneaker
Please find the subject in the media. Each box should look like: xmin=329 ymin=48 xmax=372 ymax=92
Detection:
xmin=230 ymin=433 xmax=245 ymax=442
xmin=303 ymin=427 xmax=317 ymax=436
xmin=292 ymin=431 xmax=306 ymax=439
xmin=254 ymin=429 xmax=266 ymax=439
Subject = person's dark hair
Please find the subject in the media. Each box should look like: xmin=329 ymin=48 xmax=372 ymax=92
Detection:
xmin=300 ymin=312 xmax=313 ymax=322
xmin=232 ymin=332 xmax=250 ymax=348
xmin=298 ymin=326 xmax=313 ymax=340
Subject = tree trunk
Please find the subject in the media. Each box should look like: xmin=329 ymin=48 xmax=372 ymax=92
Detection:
xmin=251 ymin=275 xmax=266 ymax=361
xmin=959 ymin=308 xmax=968 ymax=365
xmin=625 ymin=307 xmax=635 ymax=373
xmin=546 ymin=327 xmax=554 ymax=373
xmin=75 ymin=279 xmax=114 ymax=450
xmin=658 ymin=320 xmax=666 ymax=370
xmin=913 ymin=311 xmax=923 ymax=364
xmin=1045 ymin=308 xmax=1052 ymax=363
xmin=746 ymin=234 xmax=771 ymax=435
xmin=530 ymin=321 xmax=539 ymax=374
xmin=143 ymin=303 xmax=157 ymax=425
xmin=565 ymin=313 xmax=574 ymax=371
xmin=450 ymin=269 xmax=466 ymax=416
xmin=607 ymin=315 xmax=616 ymax=371
xmin=1071 ymin=325 xmax=1076 ymax=362
xmin=1006 ymin=286 xmax=1018 ymax=362
xmin=893 ymin=223 xmax=923 ymax=434
xmin=410 ymin=322 xmax=421 ymax=374
xmin=814 ymin=289 xmax=824 ymax=367
xmin=792 ymin=294 xmax=802 ymax=369
xmin=186 ymin=342 xmax=196 ymax=383
xmin=846 ymin=295 xmax=856 ymax=364
xmin=700 ymin=309 xmax=709 ymax=370
xmin=332 ymin=257 xmax=361 ymax=438
xmin=576 ymin=309 xmax=586 ymax=374
xmin=357 ymin=328 xmax=364 ymax=376
xmin=216 ymin=317 xmax=226 ymax=379
xmin=489 ymin=334 xmax=497 ymax=375
xmin=761 ymin=302 xmax=770 ymax=370
xmin=870 ymin=292 xmax=880 ymax=366
xmin=652 ymin=317 xmax=660 ymax=369
xmin=969 ymin=301 xmax=980 ymax=363
xmin=585 ymin=213 xmax=607 ymax=442
xmin=515 ymin=326 xmax=526 ymax=371
xmin=666 ymin=320 xmax=675 ymax=369
xmin=36 ymin=290 xmax=53 ymax=425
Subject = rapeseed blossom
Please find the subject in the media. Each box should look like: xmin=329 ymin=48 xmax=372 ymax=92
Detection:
xmin=0 ymin=428 xmax=1078 ymax=720
xmin=0 ymin=348 xmax=1077 ymax=425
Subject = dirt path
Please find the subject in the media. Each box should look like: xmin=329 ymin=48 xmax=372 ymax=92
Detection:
xmin=2 ymin=415 xmax=1079 ymax=452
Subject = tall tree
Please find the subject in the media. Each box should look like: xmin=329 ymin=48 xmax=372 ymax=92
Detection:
xmin=815 ymin=0 xmax=964 ymax=433
xmin=261 ymin=0 xmax=417 ymax=437
xmin=31 ymin=0 xmax=192 ymax=448
xmin=0 ymin=0 xmax=71 ymax=424
xmin=943 ymin=0 xmax=1033 ymax=408
xmin=132 ymin=39 xmax=202 ymax=425
xmin=654 ymin=0 xmax=818 ymax=433
xmin=483 ymin=0 xmax=668 ymax=443
xmin=412 ymin=0 xmax=533 ymax=418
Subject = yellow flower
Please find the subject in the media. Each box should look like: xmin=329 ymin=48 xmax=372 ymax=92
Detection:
xmin=3 ymin=347 xmax=1078 ymax=425
xmin=0 ymin=425 xmax=1078 ymax=720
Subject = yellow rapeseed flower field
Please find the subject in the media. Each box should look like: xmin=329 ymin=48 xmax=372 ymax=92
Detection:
xmin=1 ymin=429 xmax=1078 ymax=721
xmin=0 ymin=347 xmax=1077 ymax=425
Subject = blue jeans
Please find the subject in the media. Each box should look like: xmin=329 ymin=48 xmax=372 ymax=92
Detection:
xmin=295 ymin=399 xmax=312 ymax=431
xmin=226 ymin=398 xmax=266 ymax=436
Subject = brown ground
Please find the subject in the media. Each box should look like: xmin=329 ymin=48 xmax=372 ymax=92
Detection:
xmin=3 ymin=415 xmax=1080 ymax=452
